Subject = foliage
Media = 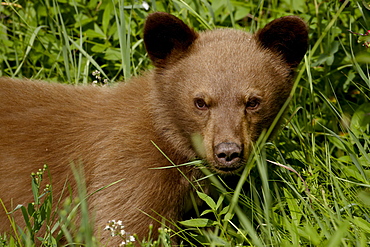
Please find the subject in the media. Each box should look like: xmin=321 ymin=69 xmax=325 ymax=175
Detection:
xmin=0 ymin=0 xmax=369 ymax=246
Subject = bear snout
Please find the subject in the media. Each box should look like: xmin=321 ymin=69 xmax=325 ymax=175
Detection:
xmin=213 ymin=142 xmax=244 ymax=172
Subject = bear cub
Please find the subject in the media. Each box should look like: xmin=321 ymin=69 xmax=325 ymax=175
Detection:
xmin=0 ymin=12 xmax=308 ymax=244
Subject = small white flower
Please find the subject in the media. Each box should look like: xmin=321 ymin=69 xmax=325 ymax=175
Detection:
xmin=128 ymin=235 xmax=135 ymax=242
xmin=105 ymin=219 xmax=135 ymax=244
xmin=142 ymin=1 xmax=149 ymax=10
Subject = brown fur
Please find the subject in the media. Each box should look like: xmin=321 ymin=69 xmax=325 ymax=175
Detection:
xmin=0 ymin=13 xmax=308 ymax=244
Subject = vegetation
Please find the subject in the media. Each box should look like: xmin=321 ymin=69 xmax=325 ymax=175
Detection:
xmin=0 ymin=0 xmax=369 ymax=246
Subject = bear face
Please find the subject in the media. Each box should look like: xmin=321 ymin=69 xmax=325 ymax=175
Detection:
xmin=145 ymin=13 xmax=308 ymax=174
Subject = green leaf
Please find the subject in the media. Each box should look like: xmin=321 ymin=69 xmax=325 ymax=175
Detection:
xmin=216 ymin=194 xmax=224 ymax=210
xmin=350 ymin=103 xmax=370 ymax=136
xmin=282 ymin=0 xmax=306 ymax=12
xmin=327 ymin=135 xmax=347 ymax=151
xmin=234 ymin=6 xmax=250 ymax=21
xmin=20 ymin=206 xmax=32 ymax=231
xmin=91 ymin=43 xmax=109 ymax=53
xmin=325 ymin=221 xmax=350 ymax=247
xmin=7 ymin=204 xmax=24 ymax=214
xmin=31 ymin=178 xmax=39 ymax=205
xmin=102 ymin=1 xmax=114 ymax=34
xmin=224 ymin=211 xmax=234 ymax=222
xmin=297 ymin=223 xmax=322 ymax=245
xmin=200 ymin=209 xmax=213 ymax=216
xmin=355 ymin=52 xmax=370 ymax=64
xmin=84 ymin=29 xmax=106 ymax=39
xmin=197 ymin=191 xmax=217 ymax=210
xmin=104 ymin=48 xmax=121 ymax=61
xmin=358 ymin=190 xmax=370 ymax=205
xmin=179 ymin=218 xmax=214 ymax=227
xmin=219 ymin=205 xmax=230 ymax=215
xmin=27 ymin=203 xmax=35 ymax=217
xmin=283 ymin=189 xmax=302 ymax=226
xmin=353 ymin=216 xmax=370 ymax=232
xmin=341 ymin=165 xmax=368 ymax=183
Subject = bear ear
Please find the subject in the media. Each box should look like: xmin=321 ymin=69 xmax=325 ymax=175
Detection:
xmin=144 ymin=12 xmax=198 ymax=66
xmin=255 ymin=16 xmax=309 ymax=68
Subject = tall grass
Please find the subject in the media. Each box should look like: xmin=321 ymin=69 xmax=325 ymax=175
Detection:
xmin=0 ymin=0 xmax=369 ymax=246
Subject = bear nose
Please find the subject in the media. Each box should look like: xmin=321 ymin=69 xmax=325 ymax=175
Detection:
xmin=214 ymin=142 xmax=243 ymax=166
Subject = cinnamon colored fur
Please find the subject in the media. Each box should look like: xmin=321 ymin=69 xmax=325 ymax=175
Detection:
xmin=0 ymin=12 xmax=308 ymax=244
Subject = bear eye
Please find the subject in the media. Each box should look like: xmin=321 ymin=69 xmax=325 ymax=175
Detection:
xmin=194 ymin=98 xmax=208 ymax=110
xmin=246 ymin=98 xmax=261 ymax=110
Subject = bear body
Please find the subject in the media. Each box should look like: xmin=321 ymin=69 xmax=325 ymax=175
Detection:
xmin=0 ymin=13 xmax=308 ymax=244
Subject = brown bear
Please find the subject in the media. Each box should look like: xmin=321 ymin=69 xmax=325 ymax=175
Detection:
xmin=0 ymin=12 xmax=308 ymax=245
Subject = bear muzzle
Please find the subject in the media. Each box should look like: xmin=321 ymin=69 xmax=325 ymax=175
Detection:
xmin=213 ymin=142 xmax=244 ymax=173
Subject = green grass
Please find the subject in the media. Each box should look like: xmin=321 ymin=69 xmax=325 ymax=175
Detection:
xmin=1 ymin=0 xmax=370 ymax=246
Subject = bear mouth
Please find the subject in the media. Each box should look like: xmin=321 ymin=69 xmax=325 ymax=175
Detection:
xmin=212 ymin=161 xmax=244 ymax=174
